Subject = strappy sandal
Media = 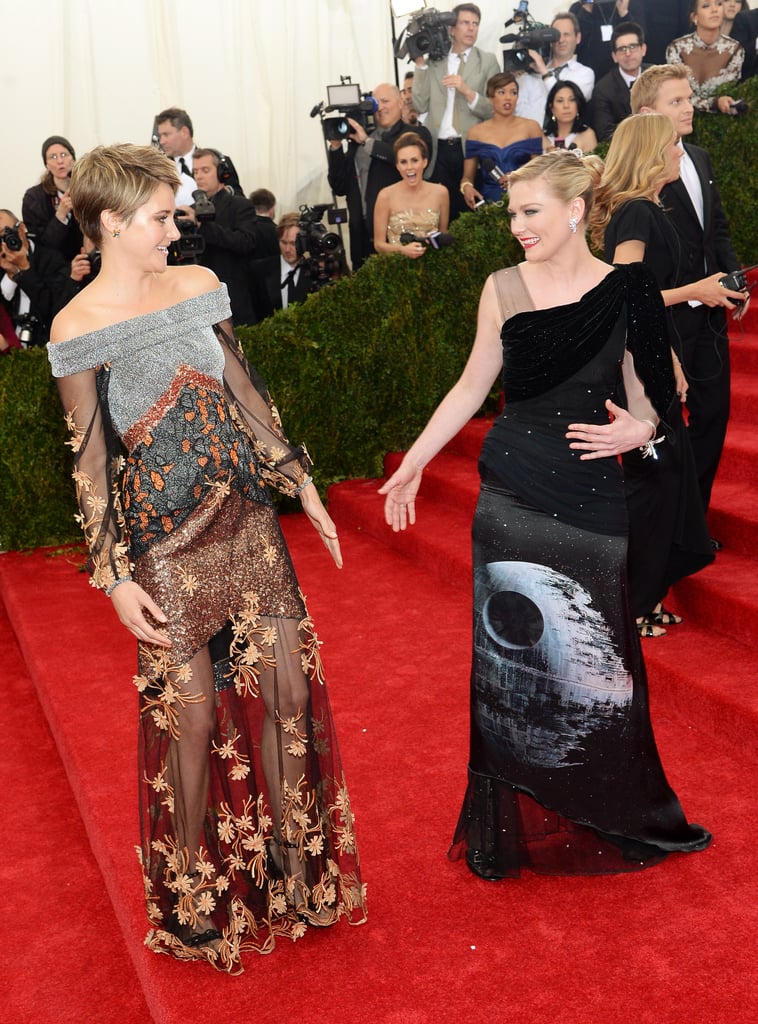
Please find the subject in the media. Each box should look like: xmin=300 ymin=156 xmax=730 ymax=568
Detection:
xmin=637 ymin=619 xmax=666 ymax=638
xmin=642 ymin=603 xmax=683 ymax=627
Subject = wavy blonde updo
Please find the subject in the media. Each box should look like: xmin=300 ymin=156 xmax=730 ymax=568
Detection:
xmin=507 ymin=149 xmax=604 ymax=220
xmin=70 ymin=143 xmax=180 ymax=247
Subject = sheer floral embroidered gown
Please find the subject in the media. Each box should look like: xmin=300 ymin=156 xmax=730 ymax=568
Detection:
xmin=47 ymin=285 xmax=366 ymax=972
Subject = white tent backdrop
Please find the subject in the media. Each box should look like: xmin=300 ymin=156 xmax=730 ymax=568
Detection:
xmin=2 ymin=0 xmax=556 ymax=222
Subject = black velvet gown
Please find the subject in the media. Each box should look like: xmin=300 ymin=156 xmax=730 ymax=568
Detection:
xmin=449 ymin=263 xmax=711 ymax=878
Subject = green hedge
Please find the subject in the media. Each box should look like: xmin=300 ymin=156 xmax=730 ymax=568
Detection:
xmin=2 ymin=78 xmax=756 ymax=551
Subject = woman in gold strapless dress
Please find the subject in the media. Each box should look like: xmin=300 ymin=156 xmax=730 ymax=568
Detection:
xmin=373 ymin=132 xmax=449 ymax=259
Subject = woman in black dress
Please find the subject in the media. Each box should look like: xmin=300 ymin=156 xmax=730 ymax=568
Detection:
xmin=592 ymin=113 xmax=733 ymax=635
xmin=380 ymin=150 xmax=710 ymax=878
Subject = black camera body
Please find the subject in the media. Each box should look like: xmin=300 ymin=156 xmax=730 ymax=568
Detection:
xmin=15 ymin=313 xmax=41 ymax=347
xmin=169 ymin=214 xmax=206 ymax=263
xmin=394 ymin=8 xmax=457 ymax=63
xmin=192 ymin=189 xmax=216 ymax=222
xmin=296 ymin=204 xmax=347 ymax=291
xmin=500 ymin=3 xmax=558 ymax=73
xmin=502 ymin=26 xmax=559 ymax=72
xmin=314 ymin=81 xmax=376 ymax=143
xmin=0 ymin=225 xmax=24 ymax=252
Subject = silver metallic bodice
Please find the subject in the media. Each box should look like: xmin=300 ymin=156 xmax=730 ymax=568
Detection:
xmin=47 ymin=286 xmax=230 ymax=436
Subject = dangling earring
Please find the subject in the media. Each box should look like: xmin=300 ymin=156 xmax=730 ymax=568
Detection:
xmin=112 ymin=229 xmax=120 ymax=238
xmin=568 ymin=218 xmax=578 ymax=234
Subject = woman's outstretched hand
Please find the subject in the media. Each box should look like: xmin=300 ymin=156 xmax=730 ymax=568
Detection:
xmin=110 ymin=581 xmax=172 ymax=647
xmin=378 ymin=461 xmax=423 ymax=532
xmin=299 ymin=482 xmax=343 ymax=568
xmin=566 ymin=399 xmax=655 ymax=460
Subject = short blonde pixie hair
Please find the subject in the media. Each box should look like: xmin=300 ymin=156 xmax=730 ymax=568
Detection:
xmin=70 ymin=143 xmax=180 ymax=247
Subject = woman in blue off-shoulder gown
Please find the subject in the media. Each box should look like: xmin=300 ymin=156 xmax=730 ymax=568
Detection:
xmin=47 ymin=144 xmax=366 ymax=973
xmin=461 ymin=71 xmax=544 ymax=208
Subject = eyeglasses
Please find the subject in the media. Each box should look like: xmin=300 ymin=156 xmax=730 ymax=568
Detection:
xmin=615 ymin=43 xmax=641 ymax=54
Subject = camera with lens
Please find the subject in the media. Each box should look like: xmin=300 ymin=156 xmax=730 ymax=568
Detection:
xmin=85 ymin=248 xmax=102 ymax=277
xmin=296 ymin=204 xmax=348 ymax=291
xmin=394 ymin=7 xmax=457 ymax=62
xmin=14 ymin=313 xmax=41 ymax=347
xmin=191 ymin=189 xmax=216 ymax=222
xmin=0 ymin=224 xmax=24 ymax=253
xmin=312 ymin=79 xmax=377 ymax=143
xmin=169 ymin=213 xmax=205 ymax=263
xmin=500 ymin=2 xmax=558 ymax=73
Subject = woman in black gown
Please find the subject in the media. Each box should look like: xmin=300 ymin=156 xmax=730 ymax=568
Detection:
xmin=591 ymin=112 xmax=714 ymax=636
xmin=380 ymin=150 xmax=711 ymax=879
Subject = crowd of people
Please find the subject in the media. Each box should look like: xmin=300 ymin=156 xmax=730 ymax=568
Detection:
xmin=1 ymin=0 xmax=753 ymax=977
xmin=3 ymin=3 xmax=756 ymax=348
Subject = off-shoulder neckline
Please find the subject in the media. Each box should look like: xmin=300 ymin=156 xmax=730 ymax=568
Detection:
xmin=51 ymin=285 xmax=227 ymax=347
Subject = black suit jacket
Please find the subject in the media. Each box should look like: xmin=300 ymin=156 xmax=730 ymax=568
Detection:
xmin=327 ymin=119 xmax=433 ymax=269
xmin=731 ymin=10 xmax=758 ymax=80
xmin=21 ymin=183 xmax=84 ymax=262
xmin=2 ymin=243 xmax=78 ymax=346
xmin=249 ymin=256 xmax=313 ymax=320
xmin=659 ymin=142 xmax=739 ymax=337
xmin=590 ymin=64 xmax=650 ymax=142
xmin=195 ymin=189 xmax=261 ymax=326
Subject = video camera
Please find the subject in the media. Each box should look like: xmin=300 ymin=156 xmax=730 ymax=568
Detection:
xmin=296 ymin=203 xmax=348 ymax=291
xmin=169 ymin=214 xmax=205 ymax=263
xmin=394 ymin=6 xmax=457 ymax=63
xmin=500 ymin=1 xmax=558 ymax=74
xmin=311 ymin=79 xmax=377 ymax=143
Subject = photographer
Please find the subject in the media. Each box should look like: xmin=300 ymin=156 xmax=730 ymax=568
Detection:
xmin=21 ymin=136 xmax=83 ymax=263
xmin=175 ymin=149 xmax=267 ymax=325
xmin=0 ymin=210 xmax=78 ymax=347
xmin=327 ymin=83 xmax=432 ymax=269
xmin=411 ymin=3 xmax=499 ymax=219
xmin=516 ymin=11 xmax=595 ymax=127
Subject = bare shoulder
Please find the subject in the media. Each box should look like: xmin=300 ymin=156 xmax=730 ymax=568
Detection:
xmin=50 ymin=290 xmax=105 ymax=344
xmin=168 ymin=264 xmax=220 ymax=302
xmin=523 ymin=118 xmax=544 ymax=138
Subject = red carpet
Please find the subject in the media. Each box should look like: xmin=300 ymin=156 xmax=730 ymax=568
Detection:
xmin=1 ymin=318 xmax=756 ymax=1023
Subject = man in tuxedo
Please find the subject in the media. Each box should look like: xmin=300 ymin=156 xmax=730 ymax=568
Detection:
xmin=327 ymin=83 xmax=432 ymax=268
xmin=632 ymin=64 xmax=746 ymax=512
xmin=176 ymin=149 xmax=274 ymax=326
xmin=0 ymin=210 xmax=77 ymax=347
xmin=250 ymin=213 xmax=315 ymax=320
xmin=731 ymin=7 xmax=758 ymax=80
xmin=155 ymin=107 xmax=197 ymax=207
xmin=590 ymin=21 xmax=649 ymax=141
xmin=411 ymin=3 xmax=499 ymax=218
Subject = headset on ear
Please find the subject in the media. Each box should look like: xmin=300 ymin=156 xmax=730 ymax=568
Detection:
xmin=208 ymin=148 xmax=234 ymax=184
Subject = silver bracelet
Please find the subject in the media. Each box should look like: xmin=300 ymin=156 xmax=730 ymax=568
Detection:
xmin=105 ymin=575 xmax=132 ymax=597
xmin=638 ymin=420 xmax=664 ymax=460
xmin=294 ymin=475 xmax=313 ymax=495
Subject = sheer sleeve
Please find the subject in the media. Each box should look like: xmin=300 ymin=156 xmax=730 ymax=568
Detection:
xmin=55 ymin=364 xmax=132 ymax=592
xmin=621 ymin=263 xmax=677 ymax=436
xmin=212 ymin=320 xmax=313 ymax=496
